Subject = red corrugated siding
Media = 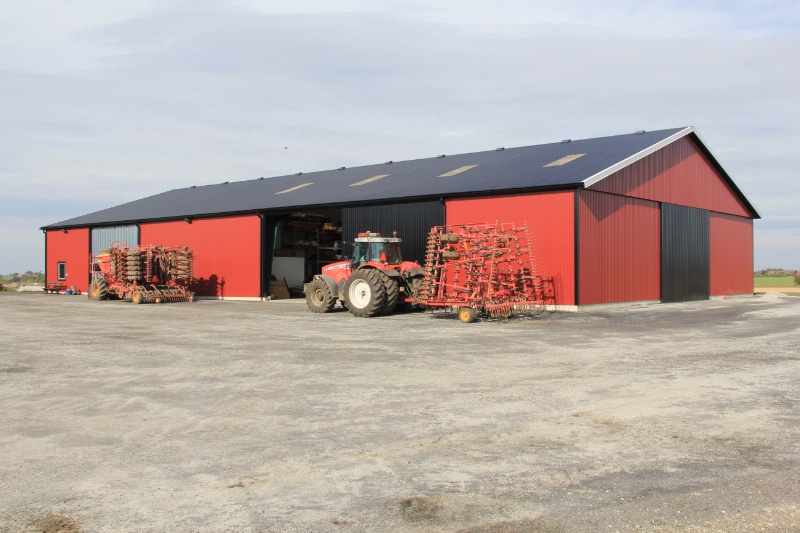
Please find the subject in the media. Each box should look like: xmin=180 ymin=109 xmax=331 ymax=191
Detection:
xmin=446 ymin=191 xmax=576 ymax=306
xmin=140 ymin=216 xmax=261 ymax=297
xmin=46 ymin=228 xmax=90 ymax=292
xmin=579 ymin=190 xmax=660 ymax=305
xmin=710 ymin=213 xmax=753 ymax=296
xmin=590 ymin=136 xmax=751 ymax=217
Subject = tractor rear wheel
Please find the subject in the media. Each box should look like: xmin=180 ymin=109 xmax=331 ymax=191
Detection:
xmin=398 ymin=275 xmax=426 ymax=312
xmin=305 ymin=278 xmax=336 ymax=313
xmin=90 ymin=279 xmax=109 ymax=301
xmin=344 ymin=269 xmax=386 ymax=317
xmin=377 ymin=271 xmax=399 ymax=315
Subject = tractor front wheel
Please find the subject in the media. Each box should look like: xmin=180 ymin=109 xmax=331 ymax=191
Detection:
xmin=344 ymin=269 xmax=387 ymax=317
xmin=90 ymin=279 xmax=109 ymax=301
xmin=305 ymin=278 xmax=336 ymax=313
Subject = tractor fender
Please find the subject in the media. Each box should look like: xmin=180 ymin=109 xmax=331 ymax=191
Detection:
xmin=406 ymin=267 xmax=425 ymax=278
xmin=311 ymin=274 xmax=339 ymax=300
xmin=357 ymin=264 xmax=401 ymax=277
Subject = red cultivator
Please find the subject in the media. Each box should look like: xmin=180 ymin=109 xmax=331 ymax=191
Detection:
xmin=89 ymin=241 xmax=195 ymax=304
xmin=413 ymin=222 xmax=549 ymax=322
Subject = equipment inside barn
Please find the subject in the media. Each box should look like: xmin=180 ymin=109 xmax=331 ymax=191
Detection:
xmin=89 ymin=242 xmax=195 ymax=304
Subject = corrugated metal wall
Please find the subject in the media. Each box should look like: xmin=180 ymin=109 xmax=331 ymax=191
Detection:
xmin=91 ymin=225 xmax=139 ymax=255
xmin=45 ymin=228 xmax=90 ymax=292
xmin=578 ymin=190 xmax=660 ymax=305
xmin=342 ymin=201 xmax=445 ymax=265
xmin=140 ymin=215 xmax=261 ymax=298
xmin=445 ymin=191 xmax=576 ymax=306
xmin=589 ymin=136 xmax=752 ymax=218
xmin=710 ymin=212 xmax=753 ymax=296
xmin=661 ymin=203 xmax=710 ymax=302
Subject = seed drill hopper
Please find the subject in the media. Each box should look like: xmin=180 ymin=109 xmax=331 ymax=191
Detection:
xmin=413 ymin=222 xmax=549 ymax=322
xmin=89 ymin=241 xmax=195 ymax=304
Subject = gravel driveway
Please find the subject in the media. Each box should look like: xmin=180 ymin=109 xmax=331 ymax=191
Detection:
xmin=1 ymin=293 xmax=798 ymax=532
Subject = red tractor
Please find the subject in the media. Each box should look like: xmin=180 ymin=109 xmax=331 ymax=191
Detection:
xmin=304 ymin=231 xmax=425 ymax=317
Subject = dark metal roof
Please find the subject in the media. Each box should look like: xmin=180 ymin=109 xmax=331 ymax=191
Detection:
xmin=42 ymin=127 xmax=759 ymax=229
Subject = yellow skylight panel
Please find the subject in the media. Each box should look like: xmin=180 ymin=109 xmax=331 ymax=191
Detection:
xmin=544 ymin=154 xmax=586 ymax=167
xmin=438 ymin=165 xmax=478 ymax=177
xmin=276 ymin=182 xmax=313 ymax=194
xmin=350 ymin=174 xmax=389 ymax=186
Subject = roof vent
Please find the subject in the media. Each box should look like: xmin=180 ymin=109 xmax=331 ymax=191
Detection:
xmin=635 ymin=130 xmax=646 ymax=134
xmin=438 ymin=154 xmax=446 ymax=158
xmin=296 ymin=172 xmax=303 ymax=175
xmin=561 ymin=139 xmax=571 ymax=143
xmin=339 ymin=167 xmax=346 ymax=170
xmin=496 ymin=147 xmax=505 ymax=151
xmin=223 ymin=181 xmax=229 ymax=184
xmin=258 ymin=177 xmax=264 ymax=180
xmin=191 ymin=186 xmax=196 ymax=188
xmin=385 ymin=161 xmax=393 ymax=165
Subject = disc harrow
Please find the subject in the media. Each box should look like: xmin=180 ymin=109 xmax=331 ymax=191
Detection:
xmin=414 ymin=222 xmax=550 ymax=322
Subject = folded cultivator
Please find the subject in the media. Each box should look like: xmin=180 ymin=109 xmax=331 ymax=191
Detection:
xmin=89 ymin=242 xmax=195 ymax=304
xmin=413 ymin=222 xmax=548 ymax=322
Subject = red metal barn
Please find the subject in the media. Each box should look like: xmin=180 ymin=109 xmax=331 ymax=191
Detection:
xmin=42 ymin=127 xmax=758 ymax=307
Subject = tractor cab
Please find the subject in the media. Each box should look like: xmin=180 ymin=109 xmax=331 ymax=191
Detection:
xmin=352 ymin=232 xmax=403 ymax=267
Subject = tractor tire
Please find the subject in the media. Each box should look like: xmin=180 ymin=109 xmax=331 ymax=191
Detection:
xmin=344 ymin=269 xmax=387 ymax=318
xmin=397 ymin=275 xmax=425 ymax=312
xmin=305 ymin=278 xmax=336 ymax=313
xmin=376 ymin=271 xmax=399 ymax=315
xmin=90 ymin=279 xmax=109 ymax=301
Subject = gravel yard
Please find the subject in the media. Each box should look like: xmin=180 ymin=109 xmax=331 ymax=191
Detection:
xmin=1 ymin=292 xmax=798 ymax=532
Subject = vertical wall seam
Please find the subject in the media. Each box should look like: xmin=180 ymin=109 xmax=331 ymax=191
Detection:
xmin=574 ymin=189 xmax=581 ymax=306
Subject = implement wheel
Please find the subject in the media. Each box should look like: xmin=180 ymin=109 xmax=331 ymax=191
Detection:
xmin=344 ymin=269 xmax=387 ymax=318
xmin=459 ymin=307 xmax=477 ymax=323
xmin=90 ymin=279 xmax=109 ymax=301
xmin=305 ymin=278 xmax=336 ymax=313
xmin=131 ymin=290 xmax=144 ymax=304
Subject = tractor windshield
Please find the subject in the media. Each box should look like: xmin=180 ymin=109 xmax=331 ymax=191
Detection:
xmin=375 ymin=242 xmax=402 ymax=264
xmin=352 ymin=240 xmax=403 ymax=266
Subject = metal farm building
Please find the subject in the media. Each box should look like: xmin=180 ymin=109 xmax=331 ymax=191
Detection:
xmin=42 ymin=127 xmax=759 ymax=308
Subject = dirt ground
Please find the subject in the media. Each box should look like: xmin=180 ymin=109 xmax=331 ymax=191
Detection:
xmin=1 ymin=292 xmax=799 ymax=532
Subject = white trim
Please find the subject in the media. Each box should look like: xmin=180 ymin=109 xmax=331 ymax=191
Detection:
xmin=582 ymin=127 xmax=695 ymax=188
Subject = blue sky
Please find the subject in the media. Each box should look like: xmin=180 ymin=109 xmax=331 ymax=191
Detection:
xmin=1 ymin=0 xmax=798 ymax=273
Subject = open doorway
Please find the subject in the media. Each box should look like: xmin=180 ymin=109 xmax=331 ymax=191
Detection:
xmin=270 ymin=209 xmax=342 ymax=297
